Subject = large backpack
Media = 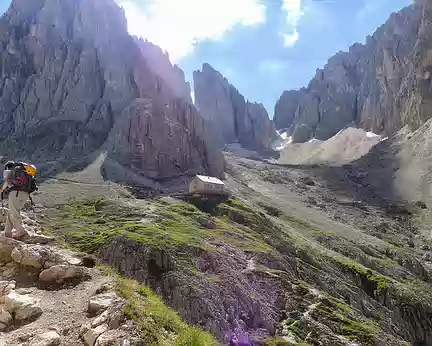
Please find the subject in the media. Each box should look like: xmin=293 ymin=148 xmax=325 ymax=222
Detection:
xmin=10 ymin=162 xmax=38 ymax=194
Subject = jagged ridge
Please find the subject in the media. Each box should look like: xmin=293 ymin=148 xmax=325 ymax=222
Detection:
xmin=274 ymin=1 xmax=432 ymax=143
xmin=0 ymin=0 xmax=224 ymax=182
xmin=194 ymin=63 xmax=278 ymax=151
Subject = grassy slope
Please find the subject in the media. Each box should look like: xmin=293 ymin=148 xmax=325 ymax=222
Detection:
xmin=42 ymin=198 xmax=431 ymax=345
xmin=101 ymin=266 xmax=217 ymax=346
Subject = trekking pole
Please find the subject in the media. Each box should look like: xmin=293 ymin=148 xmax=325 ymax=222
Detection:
xmin=1 ymin=192 xmax=4 ymax=217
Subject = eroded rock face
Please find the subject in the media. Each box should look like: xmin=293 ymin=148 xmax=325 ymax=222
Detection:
xmin=274 ymin=2 xmax=432 ymax=142
xmin=105 ymin=97 xmax=224 ymax=179
xmin=193 ymin=63 xmax=277 ymax=151
xmin=98 ymin=237 xmax=287 ymax=341
xmin=136 ymin=38 xmax=192 ymax=103
xmin=0 ymin=0 xmax=223 ymax=181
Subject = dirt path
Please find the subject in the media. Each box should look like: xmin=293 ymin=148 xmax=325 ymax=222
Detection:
xmin=1 ymin=269 xmax=113 ymax=345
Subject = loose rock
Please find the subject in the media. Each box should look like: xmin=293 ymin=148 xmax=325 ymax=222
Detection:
xmin=0 ymin=236 xmax=22 ymax=262
xmin=88 ymin=292 xmax=120 ymax=315
xmin=0 ymin=280 xmax=16 ymax=303
xmin=29 ymin=331 xmax=61 ymax=346
xmin=0 ymin=306 xmax=12 ymax=325
xmin=39 ymin=265 xmax=84 ymax=284
xmin=94 ymin=330 xmax=130 ymax=346
xmin=11 ymin=244 xmax=53 ymax=269
xmin=83 ymin=324 xmax=108 ymax=346
xmin=5 ymin=291 xmax=42 ymax=322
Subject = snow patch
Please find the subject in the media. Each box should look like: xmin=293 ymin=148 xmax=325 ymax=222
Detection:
xmin=334 ymin=129 xmax=345 ymax=137
xmin=277 ymin=130 xmax=289 ymax=140
xmin=366 ymin=131 xmax=380 ymax=138
xmin=274 ymin=135 xmax=292 ymax=151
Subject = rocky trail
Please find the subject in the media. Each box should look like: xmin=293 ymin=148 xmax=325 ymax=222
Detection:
xmin=0 ymin=211 xmax=139 ymax=346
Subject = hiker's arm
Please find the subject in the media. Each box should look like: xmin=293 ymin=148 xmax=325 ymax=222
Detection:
xmin=0 ymin=170 xmax=10 ymax=193
xmin=0 ymin=181 xmax=7 ymax=193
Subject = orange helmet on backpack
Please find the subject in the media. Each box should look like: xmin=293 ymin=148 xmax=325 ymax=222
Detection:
xmin=24 ymin=164 xmax=37 ymax=177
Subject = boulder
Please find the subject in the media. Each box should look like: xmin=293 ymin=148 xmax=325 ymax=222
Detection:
xmin=94 ymin=330 xmax=130 ymax=346
xmin=11 ymin=244 xmax=53 ymax=269
xmin=48 ymin=248 xmax=83 ymax=267
xmin=83 ymin=324 xmax=108 ymax=346
xmin=0 ymin=236 xmax=22 ymax=261
xmin=0 ymin=280 xmax=16 ymax=303
xmin=90 ymin=306 xmax=124 ymax=329
xmin=29 ymin=331 xmax=61 ymax=346
xmin=39 ymin=265 xmax=84 ymax=284
xmin=0 ymin=306 xmax=12 ymax=325
xmin=22 ymin=233 xmax=54 ymax=245
xmin=91 ymin=310 xmax=109 ymax=328
xmin=2 ymin=263 xmax=16 ymax=278
xmin=88 ymin=292 xmax=120 ymax=315
xmin=4 ymin=291 xmax=42 ymax=322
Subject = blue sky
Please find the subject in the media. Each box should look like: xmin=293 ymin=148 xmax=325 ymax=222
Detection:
xmin=0 ymin=0 xmax=413 ymax=115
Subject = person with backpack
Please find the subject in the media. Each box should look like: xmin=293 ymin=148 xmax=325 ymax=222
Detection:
xmin=0 ymin=161 xmax=37 ymax=239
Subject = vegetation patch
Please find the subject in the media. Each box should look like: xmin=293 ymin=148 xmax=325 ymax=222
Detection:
xmin=310 ymin=296 xmax=380 ymax=344
xmin=265 ymin=337 xmax=309 ymax=346
xmin=102 ymin=267 xmax=218 ymax=346
xmin=43 ymin=198 xmax=276 ymax=255
xmin=257 ymin=201 xmax=283 ymax=217
xmin=335 ymin=257 xmax=391 ymax=294
xmin=215 ymin=199 xmax=289 ymax=252
xmin=394 ymin=278 xmax=432 ymax=306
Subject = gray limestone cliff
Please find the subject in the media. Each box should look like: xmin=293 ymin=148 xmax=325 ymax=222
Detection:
xmin=274 ymin=1 xmax=432 ymax=143
xmin=136 ymin=38 xmax=192 ymax=103
xmin=0 ymin=0 xmax=223 ymax=180
xmin=193 ymin=63 xmax=277 ymax=151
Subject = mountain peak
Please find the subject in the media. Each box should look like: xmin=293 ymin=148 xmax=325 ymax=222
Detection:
xmin=194 ymin=64 xmax=277 ymax=152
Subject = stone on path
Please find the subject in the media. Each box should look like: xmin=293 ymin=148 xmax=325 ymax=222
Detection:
xmin=4 ymin=291 xmax=42 ymax=322
xmin=29 ymin=330 xmax=61 ymax=346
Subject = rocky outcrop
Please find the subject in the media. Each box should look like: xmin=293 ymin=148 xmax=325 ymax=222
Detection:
xmin=193 ymin=63 xmax=277 ymax=151
xmin=274 ymin=2 xmax=432 ymax=143
xmin=105 ymin=97 xmax=224 ymax=179
xmin=136 ymin=38 xmax=192 ymax=103
xmin=273 ymin=89 xmax=305 ymax=131
xmin=0 ymin=0 xmax=223 ymax=180
xmin=98 ymin=237 xmax=286 ymax=341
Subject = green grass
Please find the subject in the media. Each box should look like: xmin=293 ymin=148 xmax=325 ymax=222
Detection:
xmin=336 ymin=257 xmax=391 ymax=293
xmin=264 ymin=337 xmax=298 ymax=345
xmin=43 ymin=198 xmax=274 ymax=255
xmin=394 ymin=278 xmax=432 ymax=306
xmin=265 ymin=338 xmax=310 ymax=346
xmin=102 ymin=266 xmax=218 ymax=346
xmin=311 ymin=296 xmax=380 ymax=344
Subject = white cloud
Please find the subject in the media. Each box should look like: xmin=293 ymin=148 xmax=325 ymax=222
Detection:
xmin=280 ymin=0 xmax=304 ymax=47
xmin=118 ymin=0 xmax=266 ymax=62
xmin=282 ymin=31 xmax=299 ymax=47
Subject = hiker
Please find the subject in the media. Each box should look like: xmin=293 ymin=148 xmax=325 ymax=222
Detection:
xmin=0 ymin=161 xmax=37 ymax=239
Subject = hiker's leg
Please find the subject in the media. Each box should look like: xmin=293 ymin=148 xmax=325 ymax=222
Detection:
xmin=4 ymin=207 xmax=12 ymax=237
xmin=8 ymin=192 xmax=28 ymax=237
